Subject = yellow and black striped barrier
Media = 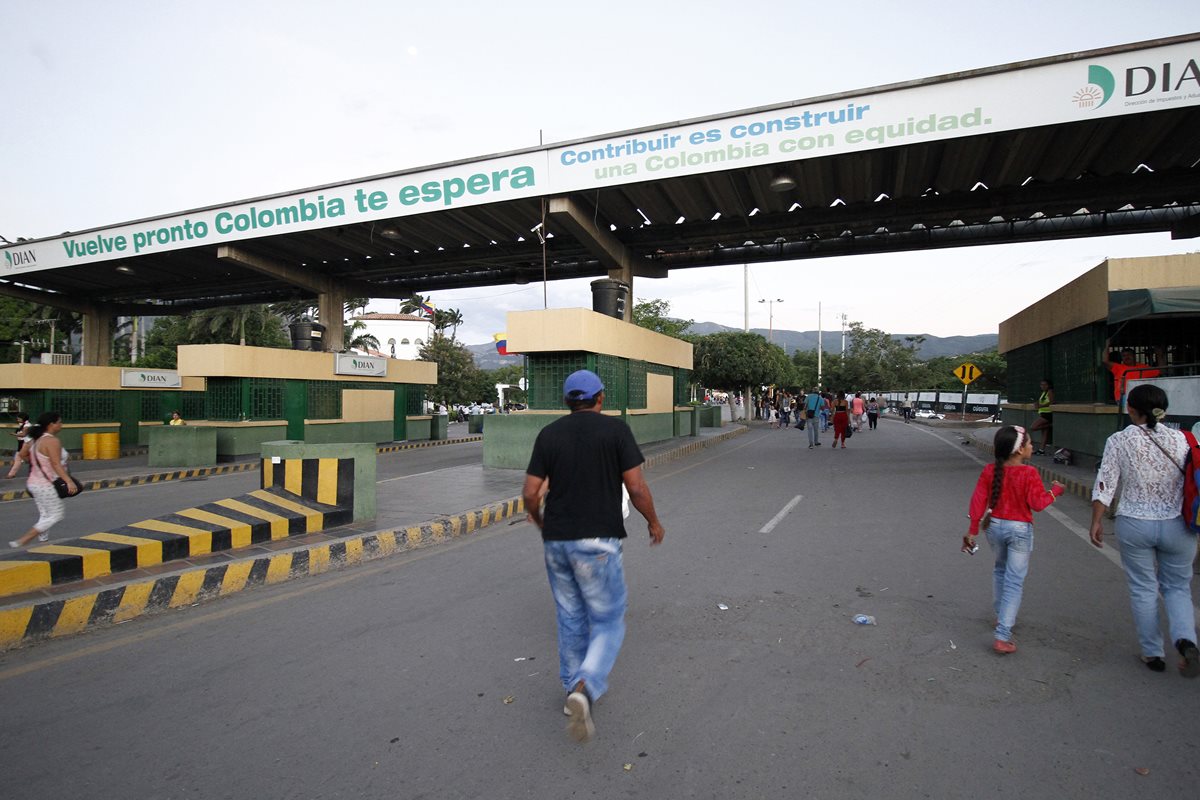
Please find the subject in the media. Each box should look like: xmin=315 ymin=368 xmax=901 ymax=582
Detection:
xmin=0 ymin=459 xmax=354 ymax=600
xmin=0 ymin=496 xmax=524 ymax=650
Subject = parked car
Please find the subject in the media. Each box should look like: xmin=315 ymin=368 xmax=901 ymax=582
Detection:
xmin=914 ymin=409 xmax=945 ymax=420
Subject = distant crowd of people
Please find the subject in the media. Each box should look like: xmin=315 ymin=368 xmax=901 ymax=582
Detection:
xmin=753 ymin=390 xmax=884 ymax=449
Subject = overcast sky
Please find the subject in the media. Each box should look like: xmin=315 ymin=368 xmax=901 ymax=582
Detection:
xmin=4 ymin=2 xmax=1198 ymax=346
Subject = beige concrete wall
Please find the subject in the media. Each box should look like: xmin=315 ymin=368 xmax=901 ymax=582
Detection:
xmin=177 ymin=344 xmax=437 ymax=384
xmin=999 ymin=253 xmax=1200 ymax=354
xmin=646 ymin=372 xmax=674 ymax=414
xmin=999 ymin=264 xmax=1107 ymax=353
xmin=340 ymin=389 xmax=395 ymax=423
xmin=1106 ymin=254 xmax=1200 ymax=290
xmin=0 ymin=363 xmax=204 ymax=391
xmin=506 ymin=308 xmax=693 ymax=369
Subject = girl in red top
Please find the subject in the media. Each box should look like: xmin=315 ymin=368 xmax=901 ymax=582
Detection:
xmin=964 ymin=425 xmax=1064 ymax=654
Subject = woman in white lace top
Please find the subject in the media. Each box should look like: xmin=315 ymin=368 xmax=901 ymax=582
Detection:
xmin=1090 ymin=383 xmax=1198 ymax=676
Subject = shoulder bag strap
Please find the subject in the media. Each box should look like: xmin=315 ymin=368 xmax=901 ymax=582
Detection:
xmin=1139 ymin=427 xmax=1185 ymax=474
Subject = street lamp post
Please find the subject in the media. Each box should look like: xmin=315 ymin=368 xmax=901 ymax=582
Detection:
xmin=817 ymin=302 xmax=823 ymax=390
xmin=758 ymin=298 xmax=783 ymax=342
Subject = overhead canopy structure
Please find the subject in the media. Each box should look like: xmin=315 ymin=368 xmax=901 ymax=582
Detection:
xmin=1108 ymin=287 xmax=1200 ymax=325
xmin=2 ymin=33 xmax=1198 ymax=362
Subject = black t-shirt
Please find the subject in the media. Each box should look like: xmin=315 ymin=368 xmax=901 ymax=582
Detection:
xmin=526 ymin=411 xmax=644 ymax=541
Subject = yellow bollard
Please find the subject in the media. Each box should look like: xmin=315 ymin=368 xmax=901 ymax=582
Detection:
xmin=81 ymin=433 xmax=100 ymax=460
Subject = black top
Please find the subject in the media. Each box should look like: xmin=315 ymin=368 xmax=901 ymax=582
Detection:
xmin=526 ymin=411 xmax=645 ymax=541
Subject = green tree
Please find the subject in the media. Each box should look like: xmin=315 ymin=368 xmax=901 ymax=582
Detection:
xmin=790 ymin=348 xmax=820 ymax=391
xmin=924 ymin=350 xmax=1007 ymax=393
xmin=269 ymin=296 xmax=371 ymax=324
xmin=433 ymin=308 xmax=464 ymax=341
xmin=399 ymin=294 xmax=430 ymax=317
xmin=692 ymin=331 xmax=792 ymax=422
xmin=344 ymin=318 xmax=380 ymax=352
xmin=0 ymin=301 xmax=79 ymax=362
xmin=832 ymin=322 xmax=924 ymax=392
xmin=188 ymin=304 xmax=287 ymax=347
xmin=419 ymin=334 xmax=483 ymax=407
xmin=632 ymin=298 xmax=693 ymax=339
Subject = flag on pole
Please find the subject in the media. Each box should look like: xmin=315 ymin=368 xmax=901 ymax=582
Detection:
xmin=418 ymin=300 xmax=435 ymax=317
xmin=493 ymin=333 xmax=509 ymax=355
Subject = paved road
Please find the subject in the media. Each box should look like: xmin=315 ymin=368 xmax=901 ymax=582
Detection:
xmin=0 ymin=441 xmax=488 ymax=541
xmin=1 ymin=421 xmax=1196 ymax=799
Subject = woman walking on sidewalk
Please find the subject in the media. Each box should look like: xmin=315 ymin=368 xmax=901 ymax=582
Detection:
xmin=964 ymin=425 xmax=1064 ymax=654
xmin=9 ymin=411 xmax=78 ymax=548
xmin=1089 ymin=384 xmax=1199 ymax=676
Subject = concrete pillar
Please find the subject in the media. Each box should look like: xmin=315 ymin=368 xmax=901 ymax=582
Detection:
xmin=81 ymin=307 xmax=112 ymax=366
xmin=318 ymin=288 xmax=347 ymax=352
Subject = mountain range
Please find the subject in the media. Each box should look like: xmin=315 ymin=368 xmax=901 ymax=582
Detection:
xmin=466 ymin=323 xmax=997 ymax=369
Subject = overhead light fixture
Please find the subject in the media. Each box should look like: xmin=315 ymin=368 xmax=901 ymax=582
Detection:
xmin=115 ymin=265 xmax=135 ymax=274
xmin=380 ymin=227 xmax=401 ymax=238
xmin=768 ymin=174 xmax=797 ymax=192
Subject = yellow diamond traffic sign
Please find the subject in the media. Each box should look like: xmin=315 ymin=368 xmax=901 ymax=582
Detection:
xmin=953 ymin=362 xmax=981 ymax=385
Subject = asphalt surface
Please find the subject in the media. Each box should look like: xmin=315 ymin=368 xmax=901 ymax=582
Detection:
xmin=1 ymin=418 xmax=1197 ymax=799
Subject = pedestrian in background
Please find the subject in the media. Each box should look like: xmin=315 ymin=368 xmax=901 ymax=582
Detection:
xmin=867 ymin=397 xmax=880 ymax=430
xmin=804 ymin=389 xmax=822 ymax=449
xmin=1029 ymin=379 xmax=1053 ymax=455
xmin=831 ymin=391 xmax=851 ymax=449
xmin=851 ymin=392 xmax=866 ymax=432
xmin=6 ymin=412 xmax=31 ymax=479
xmin=9 ymin=411 xmax=79 ymax=548
xmin=964 ymin=425 xmax=1064 ymax=654
xmin=523 ymin=370 xmax=665 ymax=742
xmin=1089 ymin=384 xmax=1199 ymax=676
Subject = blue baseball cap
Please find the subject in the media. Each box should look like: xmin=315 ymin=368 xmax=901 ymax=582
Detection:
xmin=563 ymin=369 xmax=604 ymax=401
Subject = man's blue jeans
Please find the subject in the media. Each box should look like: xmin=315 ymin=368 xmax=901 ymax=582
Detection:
xmin=985 ymin=518 xmax=1034 ymax=642
xmin=544 ymin=538 xmax=627 ymax=700
xmin=1114 ymin=515 xmax=1198 ymax=657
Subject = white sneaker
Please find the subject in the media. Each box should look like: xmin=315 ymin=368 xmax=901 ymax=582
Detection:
xmin=8 ymin=540 xmax=20 ymax=548
xmin=36 ymin=532 xmax=49 ymax=543
xmin=565 ymin=690 xmax=595 ymax=742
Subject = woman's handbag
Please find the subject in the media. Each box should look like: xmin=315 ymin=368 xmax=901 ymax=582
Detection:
xmin=31 ymin=441 xmax=83 ymax=499
xmin=845 ymin=424 xmax=853 ymax=439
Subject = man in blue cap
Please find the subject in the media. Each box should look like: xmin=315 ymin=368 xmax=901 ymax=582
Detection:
xmin=523 ymin=369 xmax=665 ymax=742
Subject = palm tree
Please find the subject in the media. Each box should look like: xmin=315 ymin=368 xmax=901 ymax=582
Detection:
xmin=431 ymin=308 xmax=457 ymax=339
xmin=188 ymin=304 xmax=279 ymax=346
xmin=441 ymin=308 xmax=464 ymax=341
xmin=344 ymin=319 xmax=381 ymax=353
xmin=399 ymin=293 xmax=430 ymax=317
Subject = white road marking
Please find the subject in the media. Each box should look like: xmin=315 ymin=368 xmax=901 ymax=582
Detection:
xmin=760 ymin=494 xmax=803 ymax=533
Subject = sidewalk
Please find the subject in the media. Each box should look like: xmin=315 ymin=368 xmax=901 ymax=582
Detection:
xmin=0 ymin=425 xmax=747 ymax=650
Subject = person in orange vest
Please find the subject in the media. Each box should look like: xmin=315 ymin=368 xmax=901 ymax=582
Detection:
xmin=1104 ymin=343 xmax=1163 ymax=408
